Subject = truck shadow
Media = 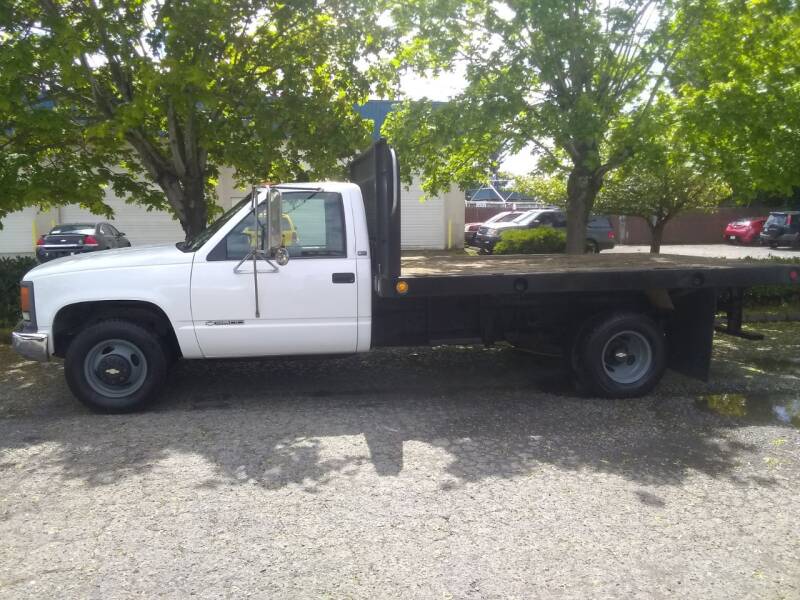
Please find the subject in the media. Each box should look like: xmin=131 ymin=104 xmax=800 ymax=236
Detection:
xmin=0 ymin=345 xmax=792 ymax=497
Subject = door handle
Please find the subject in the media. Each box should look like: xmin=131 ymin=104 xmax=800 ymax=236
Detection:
xmin=332 ymin=272 xmax=355 ymax=284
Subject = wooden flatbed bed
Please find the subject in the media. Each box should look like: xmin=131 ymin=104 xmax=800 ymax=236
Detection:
xmin=396 ymin=253 xmax=799 ymax=297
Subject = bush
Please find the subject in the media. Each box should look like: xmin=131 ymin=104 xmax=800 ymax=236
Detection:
xmin=0 ymin=256 xmax=38 ymax=327
xmin=741 ymin=256 xmax=800 ymax=307
xmin=494 ymin=227 xmax=567 ymax=254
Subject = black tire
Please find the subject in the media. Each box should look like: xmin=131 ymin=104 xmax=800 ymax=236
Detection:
xmin=573 ymin=312 xmax=666 ymax=398
xmin=769 ymin=241 xmax=778 ymax=249
xmin=585 ymin=240 xmax=600 ymax=254
xmin=65 ymin=320 xmax=168 ymax=413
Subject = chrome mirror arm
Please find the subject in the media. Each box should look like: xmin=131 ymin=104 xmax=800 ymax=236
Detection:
xmin=232 ymin=250 xmax=280 ymax=274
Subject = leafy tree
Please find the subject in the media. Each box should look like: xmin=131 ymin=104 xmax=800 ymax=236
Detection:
xmin=385 ymin=0 xmax=699 ymax=253
xmin=512 ymin=173 xmax=567 ymax=207
xmin=0 ymin=0 xmax=391 ymax=238
xmin=597 ymin=101 xmax=730 ymax=253
xmin=669 ymin=0 xmax=800 ymax=198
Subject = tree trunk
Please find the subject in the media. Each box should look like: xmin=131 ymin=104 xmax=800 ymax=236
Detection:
xmin=649 ymin=220 xmax=667 ymax=254
xmin=159 ymin=172 xmax=208 ymax=240
xmin=125 ymin=110 xmax=209 ymax=241
xmin=565 ymin=163 xmax=603 ymax=255
xmin=180 ymin=176 xmax=208 ymax=240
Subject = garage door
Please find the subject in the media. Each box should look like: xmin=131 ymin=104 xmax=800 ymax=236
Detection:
xmin=401 ymin=180 xmax=446 ymax=249
xmin=0 ymin=208 xmax=38 ymax=255
xmin=61 ymin=197 xmax=184 ymax=247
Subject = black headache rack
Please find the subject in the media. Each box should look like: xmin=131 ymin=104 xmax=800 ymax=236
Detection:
xmin=349 ymin=138 xmax=401 ymax=297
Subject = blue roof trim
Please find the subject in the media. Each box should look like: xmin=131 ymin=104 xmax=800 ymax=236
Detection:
xmin=355 ymin=100 xmax=397 ymax=140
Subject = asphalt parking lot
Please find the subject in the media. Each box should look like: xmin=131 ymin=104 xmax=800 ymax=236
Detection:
xmin=1 ymin=325 xmax=799 ymax=599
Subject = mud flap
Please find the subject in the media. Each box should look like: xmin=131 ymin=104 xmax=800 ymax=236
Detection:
xmin=665 ymin=288 xmax=717 ymax=380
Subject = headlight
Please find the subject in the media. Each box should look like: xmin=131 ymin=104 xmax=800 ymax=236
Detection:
xmin=486 ymin=228 xmax=499 ymax=236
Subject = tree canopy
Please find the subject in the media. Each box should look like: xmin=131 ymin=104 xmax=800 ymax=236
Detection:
xmin=597 ymin=98 xmax=730 ymax=253
xmin=1 ymin=0 xmax=392 ymax=237
xmin=385 ymin=0 xmax=695 ymax=253
xmin=511 ymin=173 xmax=567 ymax=207
xmin=669 ymin=0 xmax=800 ymax=199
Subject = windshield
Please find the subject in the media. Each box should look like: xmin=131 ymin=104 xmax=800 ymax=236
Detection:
xmin=181 ymin=193 xmax=255 ymax=252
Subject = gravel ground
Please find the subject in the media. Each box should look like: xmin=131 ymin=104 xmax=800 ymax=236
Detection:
xmin=1 ymin=328 xmax=799 ymax=599
xmin=607 ymin=243 xmax=799 ymax=260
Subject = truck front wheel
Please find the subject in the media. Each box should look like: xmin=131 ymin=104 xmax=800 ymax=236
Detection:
xmin=574 ymin=312 xmax=666 ymax=398
xmin=65 ymin=320 xmax=168 ymax=413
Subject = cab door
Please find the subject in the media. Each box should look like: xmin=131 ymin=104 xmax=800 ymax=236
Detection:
xmin=190 ymin=191 xmax=359 ymax=358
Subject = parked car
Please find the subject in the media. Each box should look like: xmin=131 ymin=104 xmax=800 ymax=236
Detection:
xmin=585 ymin=215 xmax=617 ymax=253
xmin=464 ymin=211 xmax=523 ymax=246
xmin=473 ymin=209 xmax=616 ymax=253
xmin=724 ymin=217 xmax=766 ymax=245
xmin=759 ymin=211 xmax=800 ymax=248
xmin=36 ymin=222 xmax=131 ymax=263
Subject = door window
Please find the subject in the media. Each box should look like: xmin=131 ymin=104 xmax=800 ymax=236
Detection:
xmin=211 ymin=192 xmax=346 ymax=261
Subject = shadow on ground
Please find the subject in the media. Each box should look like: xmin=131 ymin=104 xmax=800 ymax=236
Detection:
xmin=2 ymin=336 xmax=796 ymax=498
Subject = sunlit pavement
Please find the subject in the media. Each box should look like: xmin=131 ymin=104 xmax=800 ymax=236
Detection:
xmin=1 ymin=330 xmax=799 ymax=598
xmin=607 ymin=243 xmax=796 ymax=259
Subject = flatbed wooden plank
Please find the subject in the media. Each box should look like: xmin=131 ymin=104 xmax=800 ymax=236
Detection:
xmin=401 ymin=253 xmax=759 ymax=278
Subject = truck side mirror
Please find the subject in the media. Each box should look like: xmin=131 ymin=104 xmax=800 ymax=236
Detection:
xmin=265 ymin=188 xmax=286 ymax=262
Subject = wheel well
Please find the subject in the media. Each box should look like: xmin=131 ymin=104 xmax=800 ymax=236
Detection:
xmin=52 ymin=300 xmax=181 ymax=359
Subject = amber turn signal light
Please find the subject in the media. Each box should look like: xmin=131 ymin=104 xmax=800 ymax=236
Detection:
xmin=20 ymin=286 xmax=31 ymax=313
xmin=396 ymin=281 xmax=409 ymax=295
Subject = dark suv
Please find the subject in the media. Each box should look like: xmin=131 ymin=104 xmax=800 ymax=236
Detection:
xmin=759 ymin=211 xmax=800 ymax=248
xmin=474 ymin=209 xmax=616 ymax=253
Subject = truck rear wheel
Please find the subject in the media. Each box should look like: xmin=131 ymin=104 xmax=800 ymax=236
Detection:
xmin=65 ymin=320 xmax=168 ymax=413
xmin=574 ymin=312 xmax=666 ymax=398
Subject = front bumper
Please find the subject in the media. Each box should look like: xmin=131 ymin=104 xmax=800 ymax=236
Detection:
xmin=474 ymin=234 xmax=500 ymax=249
xmin=12 ymin=330 xmax=49 ymax=362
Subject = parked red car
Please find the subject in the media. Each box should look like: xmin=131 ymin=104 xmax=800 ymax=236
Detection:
xmin=724 ymin=217 xmax=766 ymax=245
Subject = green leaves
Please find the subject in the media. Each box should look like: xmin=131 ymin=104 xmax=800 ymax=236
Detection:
xmin=670 ymin=0 xmax=800 ymax=198
xmin=386 ymin=0 xmax=687 ymax=252
xmin=1 ymin=0 xmax=393 ymax=236
xmin=597 ymin=99 xmax=731 ymax=249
